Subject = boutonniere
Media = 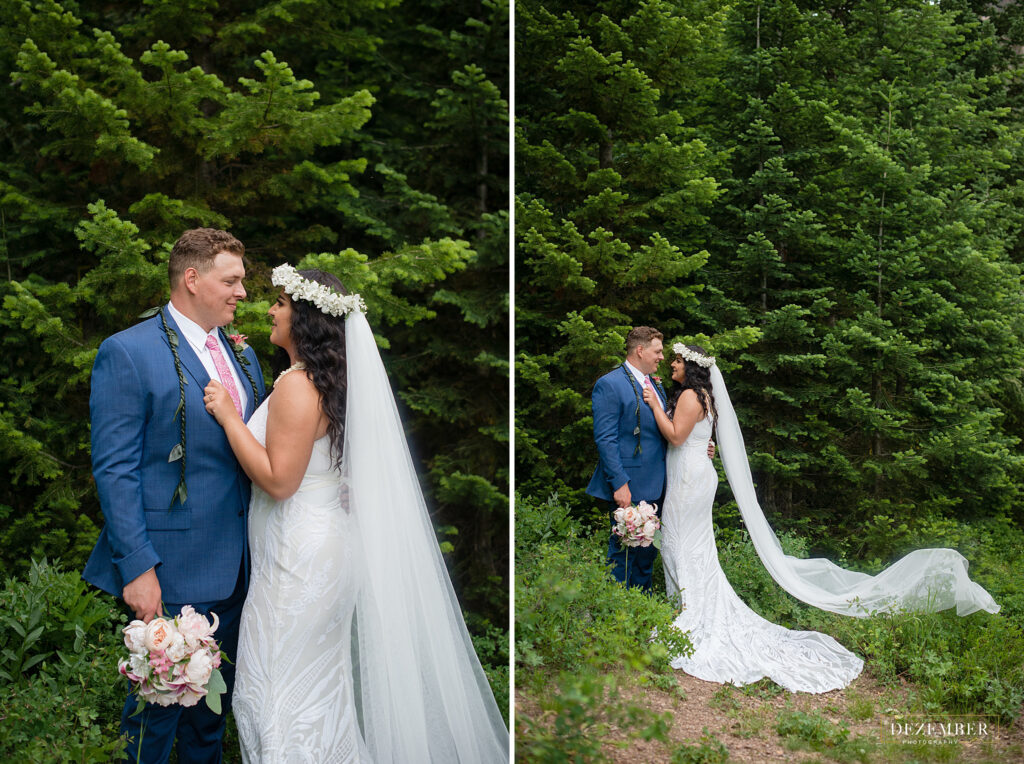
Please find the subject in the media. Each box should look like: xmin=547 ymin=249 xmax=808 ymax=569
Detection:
xmin=652 ymin=375 xmax=662 ymax=385
xmin=224 ymin=326 xmax=250 ymax=366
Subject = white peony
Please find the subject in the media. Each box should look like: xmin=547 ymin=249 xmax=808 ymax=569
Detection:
xmin=123 ymin=620 xmax=148 ymax=654
xmin=185 ymin=648 xmax=214 ymax=687
xmin=164 ymin=631 xmax=187 ymax=663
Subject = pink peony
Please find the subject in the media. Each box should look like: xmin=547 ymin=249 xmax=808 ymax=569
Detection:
xmin=144 ymin=618 xmax=177 ymax=652
xmin=177 ymin=606 xmax=218 ymax=649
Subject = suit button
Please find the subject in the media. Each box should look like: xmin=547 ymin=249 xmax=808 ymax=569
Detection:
xmin=238 ymin=510 xmax=243 ymax=516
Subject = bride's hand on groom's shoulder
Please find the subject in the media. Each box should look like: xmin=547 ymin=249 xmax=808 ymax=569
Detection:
xmin=204 ymin=380 xmax=237 ymax=425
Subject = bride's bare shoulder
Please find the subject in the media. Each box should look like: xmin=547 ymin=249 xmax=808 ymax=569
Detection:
xmin=269 ymin=367 xmax=319 ymax=409
xmin=677 ymin=388 xmax=700 ymax=404
xmin=675 ymin=388 xmax=704 ymax=417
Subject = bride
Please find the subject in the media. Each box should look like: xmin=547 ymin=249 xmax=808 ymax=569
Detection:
xmin=204 ymin=265 xmax=509 ymax=761
xmin=642 ymin=342 xmax=1000 ymax=693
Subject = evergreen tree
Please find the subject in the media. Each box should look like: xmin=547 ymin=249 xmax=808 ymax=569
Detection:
xmin=0 ymin=0 xmax=509 ymax=629
xmin=515 ymin=0 xmax=1024 ymax=556
xmin=701 ymin=0 xmax=1024 ymax=553
xmin=515 ymin=0 xmax=759 ymax=514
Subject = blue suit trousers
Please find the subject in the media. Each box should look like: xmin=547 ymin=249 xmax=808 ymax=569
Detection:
xmin=120 ymin=563 xmax=246 ymax=764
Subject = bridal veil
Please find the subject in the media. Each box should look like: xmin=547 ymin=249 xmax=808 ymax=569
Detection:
xmin=343 ymin=310 xmax=509 ymax=763
xmin=709 ymin=365 xmax=1000 ymax=618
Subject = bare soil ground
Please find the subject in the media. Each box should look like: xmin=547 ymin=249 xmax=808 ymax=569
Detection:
xmin=515 ymin=668 xmax=1024 ymax=763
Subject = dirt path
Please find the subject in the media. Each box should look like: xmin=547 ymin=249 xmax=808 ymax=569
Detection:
xmin=516 ymin=668 xmax=1024 ymax=763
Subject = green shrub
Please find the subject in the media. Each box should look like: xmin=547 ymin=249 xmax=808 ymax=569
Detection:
xmin=717 ymin=528 xmax=812 ymax=628
xmin=469 ymin=615 xmax=511 ymax=722
xmin=836 ymin=608 xmax=1024 ymax=722
xmin=515 ymin=495 xmax=691 ymax=676
xmin=0 ymin=559 xmax=127 ymax=762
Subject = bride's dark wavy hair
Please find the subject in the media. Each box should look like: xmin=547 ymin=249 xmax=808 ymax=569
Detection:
xmin=272 ymin=269 xmax=349 ymax=467
xmin=666 ymin=344 xmax=717 ymax=426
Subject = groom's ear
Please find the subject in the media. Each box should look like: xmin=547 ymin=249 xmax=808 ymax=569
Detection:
xmin=182 ymin=267 xmax=200 ymax=295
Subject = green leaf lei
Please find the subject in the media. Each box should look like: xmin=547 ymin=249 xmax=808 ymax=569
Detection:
xmin=620 ymin=363 xmax=667 ymax=456
xmin=139 ymin=306 xmax=262 ymax=510
xmin=621 ymin=364 xmax=643 ymax=456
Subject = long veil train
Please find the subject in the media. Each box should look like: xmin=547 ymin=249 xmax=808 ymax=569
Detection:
xmin=709 ymin=365 xmax=999 ymax=619
xmin=344 ymin=310 xmax=509 ymax=762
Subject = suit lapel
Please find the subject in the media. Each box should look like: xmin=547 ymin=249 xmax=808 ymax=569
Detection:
xmin=653 ymin=379 xmax=667 ymax=406
xmin=162 ymin=311 xmax=212 ymax=389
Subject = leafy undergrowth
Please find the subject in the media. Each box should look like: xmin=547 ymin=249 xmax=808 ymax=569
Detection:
xmin=515 ymin=496 xmax=1024 ymax=762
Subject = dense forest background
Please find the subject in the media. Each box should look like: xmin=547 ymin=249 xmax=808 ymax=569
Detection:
xmin=516 ymin=0 xmax=1024 ymax=757
xmin=517 ymin=0 xmax=1024 ymax=552
xmin=0 ymin=0 xmax=508 ymax=756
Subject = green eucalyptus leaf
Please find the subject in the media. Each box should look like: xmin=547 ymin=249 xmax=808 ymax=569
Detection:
xmin=207 ymin=667 xmax=227 ymax=695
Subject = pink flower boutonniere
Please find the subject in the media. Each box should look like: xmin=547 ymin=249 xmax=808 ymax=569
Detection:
xmin=228 ymin=333 xmax=248 ymax=351
xmin=652 ymin=375 xmax=662 ymax=385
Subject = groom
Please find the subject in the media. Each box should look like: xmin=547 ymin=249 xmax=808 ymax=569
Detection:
xmin=83 ymin=228 xmax=266 ymax=763
xmin=586 ymin=327 xmax=669 ymax=591
xmin=586 ymin=326 xmax=712 ymax=591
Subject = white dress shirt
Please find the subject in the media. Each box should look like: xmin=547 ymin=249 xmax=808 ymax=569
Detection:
xmin=624 ymin=359 xmax=664 ymax=410
xmin=167 ymin=301 xmax=249 ymax=413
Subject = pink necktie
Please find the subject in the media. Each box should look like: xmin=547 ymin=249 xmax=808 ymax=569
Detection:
xmin=205 ymin=334 xmax=243 ymax=417
xmin=645 ymin=376 xmax=661 ymax=408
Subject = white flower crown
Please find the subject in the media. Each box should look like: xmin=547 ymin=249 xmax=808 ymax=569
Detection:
xmin=271 ymin=264 xmax=366 ymax=317
xmin=672 ymin=342 xmax=716 ymax=368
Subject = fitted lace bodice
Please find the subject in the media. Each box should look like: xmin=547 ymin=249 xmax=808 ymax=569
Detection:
xmin=244 ymin=394 xmax=345 ymax=497
xmin=665 ymin=414 xmax=717 ymax=503
xmin=680 ymin=412 xmax=714 ymax=448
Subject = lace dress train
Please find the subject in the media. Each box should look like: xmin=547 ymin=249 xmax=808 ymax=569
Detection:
xmin=660 ymin=415 xmax=864 ymax=693
xmin=232 ymin=397 xmax=366 ymax=762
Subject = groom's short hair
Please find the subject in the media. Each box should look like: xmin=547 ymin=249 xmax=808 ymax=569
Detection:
xmin=626 ymin=326 xmax=663 ymax=354
xmin=169 ymin=228 xmax=245 ymax=287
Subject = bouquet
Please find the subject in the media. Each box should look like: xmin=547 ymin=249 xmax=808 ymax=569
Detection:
xmin=612 ymin=500 xmax=661 ymax=548
xmin=118 ymin=606 xmax=227 ymax=713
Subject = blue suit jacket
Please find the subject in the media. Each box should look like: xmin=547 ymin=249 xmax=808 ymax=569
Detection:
xmin=586 ymin=365 xmax=667 ymax=504
xmin=83 ymin=310 xmax=266 ymax=604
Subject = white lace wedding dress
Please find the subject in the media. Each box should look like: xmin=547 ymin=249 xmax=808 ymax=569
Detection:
xmin=660 ymin=413 xmax=864 ymax=693
xmin=232 ymin=390 xmax=367 ymax=762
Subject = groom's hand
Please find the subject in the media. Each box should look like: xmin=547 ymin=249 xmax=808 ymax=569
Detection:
xmin=124 ymin=567 xmax=162 ymax=623
xmin=707 ymin=440 xmax=715 ymax=459
xmin=613 ymin=483 xmax=632 ymax=508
